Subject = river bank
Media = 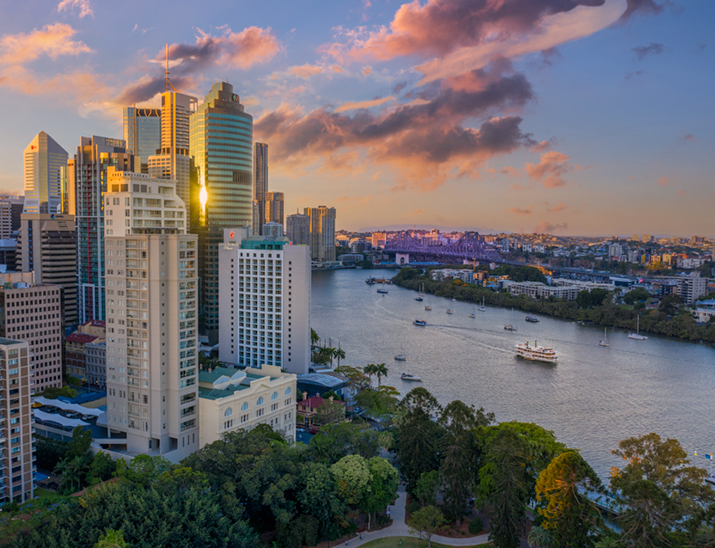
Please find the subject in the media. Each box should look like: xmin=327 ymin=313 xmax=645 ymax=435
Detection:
xmin=391 ymin=268 xmax=715 ymax=345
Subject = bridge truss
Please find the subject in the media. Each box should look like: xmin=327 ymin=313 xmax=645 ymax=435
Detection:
xmin=384 ymin=232 xmax=502 ymax=263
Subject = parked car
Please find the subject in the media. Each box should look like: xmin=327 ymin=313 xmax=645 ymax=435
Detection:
xmin=308 ymin=426 xmax=319 ymax=435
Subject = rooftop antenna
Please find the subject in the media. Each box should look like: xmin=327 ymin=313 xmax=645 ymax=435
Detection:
xmin=165 ymin=44 xmax=177 ymax=93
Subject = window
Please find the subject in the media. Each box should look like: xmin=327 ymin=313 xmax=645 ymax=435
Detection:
xmin=224 ymin=407 xmax=233 ymax=417
xmin=271 ymin=391 xmax=278 ymax=401
xmin=241 ymin=402 xmax=248 ymax=411
xmin=257 ymin=397 xmax=264 ymax=405
xmin=285 ymin=387 xmax=291 ymax=395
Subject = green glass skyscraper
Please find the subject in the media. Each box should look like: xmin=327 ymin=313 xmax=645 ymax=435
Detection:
xmin=190 ymin=82 xmax=253 ymax=343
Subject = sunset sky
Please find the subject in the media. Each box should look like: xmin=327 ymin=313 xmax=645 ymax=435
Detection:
xmin=0 ymin=0 xmax=712 ymax=236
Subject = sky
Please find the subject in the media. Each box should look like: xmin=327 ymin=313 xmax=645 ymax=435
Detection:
xmin=0 ymin=0 xmax=712 ymax=237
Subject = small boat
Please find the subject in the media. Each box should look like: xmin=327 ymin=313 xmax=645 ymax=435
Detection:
xmin=414 ymin=296 xmax=423 ymax=302
xmin=478 ymin=297 xmax=486 ymax=312
xmin=365 ymin=277 xmax=375 ymax=285
xmin=515 ymin=341 xmax=558 ymax=364
xmin=401 ymin=373 xmax=422 ymax=382
xmin=525 ymin=316 xmax=539 ymax=323
xmin=505 ymin=308 xmax=518 ymax=331
xmin=377 ymin=289 xmax=388 ymax=294
xmin=419 ymin=283 xmax=426 ymax=298
xmin=413 ymin=319 xmax=427 ymax=326
xmin=425 ymin=305 xmax=431 ymax=311
xmin=599 ymin=327 xmax=610 ymax=347
xmin=628 ymin=316 xmax=648 ymax=340
xmin=446 ymin=308 xmax=453 ymax=315
xmin=468 ymin=307 xmax=476 ymax=319
xmin=395 ymin=345 xmax=407 ymax=361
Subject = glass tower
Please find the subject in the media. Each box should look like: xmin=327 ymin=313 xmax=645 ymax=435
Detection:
xmin=190 ymin=82 xmax=253 ymax=343
xmin=123 ymin=107 xmax=161 ymax=172
xmin=253 ymin=142 xmax=268 ymax=235
xmin=23 ymin=131 xmax=67 ymax=214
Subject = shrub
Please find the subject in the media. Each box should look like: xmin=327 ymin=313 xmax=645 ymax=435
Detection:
xmin=468 ymin=516 xmax=484 ymax=534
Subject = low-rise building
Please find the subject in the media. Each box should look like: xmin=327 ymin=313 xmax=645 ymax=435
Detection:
xmin=296 ymin=394 xmax=346 ymax=429
xmin=198 ymin=365 xmax=297 ymax=447
xmin=65 ymin=320 xmax=106 ymax=382
xmin=86 ymin=341 xmax=106 ymax=389
xmin=505 ymin=279 xmax=614 ymax=301
xmin=430 ymin=268 xmax=476 ymax=284
xmin=692 ymin=299 xmax=715 ymax=324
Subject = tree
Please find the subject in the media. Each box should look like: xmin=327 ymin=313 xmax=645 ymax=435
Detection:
xmin=361 ymin=457 xmax=399 ymax=530
xmin=87 ymin=451 xmax=117 ymax=485
xmin=659 ymin=293 xmax=683 ymax=316
xmin=333 ymin=347 xmax=346 ymax=367
xmin=311 ymin=328 xmax=320 ymax=347
xmin=94 ymin=529 xmax=128 ymax=548
xmin=40 ymin=385 xmax=78 ymax=399
xmin=116 ymin=455 xmax=173 ymax=487
xmin=535 ymin=451 xmax=604 ymax=548
xmin=623 ymin=288 xmax=649 ymax=304
xmin=296 ymin=462 xmax=345 ymax=542
xmin=335 ymin=365 xmax=371 ymax=392
xmin=609 ymin=433 xmax=714 ymax=548
xmin=527 ymin=525 xmax=554 ymax=548
xmin=413 ymin=470 xmax=440 ymax=507
xmin=55 ymin=427 xmax=93 ymax=493
xmin=409 ymin=505 xmax=447 ymax=548
xmin=35 ymin=435 xmax=68 ymax=471
xmin=364 ymin=363 xmax=388 ymax=386
xmin=330 ymin=454 xmax=371 ymax=507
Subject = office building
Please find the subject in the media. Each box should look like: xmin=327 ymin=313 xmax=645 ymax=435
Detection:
xmin=103 ymin=168 xmax=198 ymax=461
xmin=286 ymin=213 xmax=310 ymax=246
xmin=218 ymin=227 xmax=311 ymax=375
xmin=305 ymin=206 xmax=336 ymax=263
xmin=65 ymin=320 xmax=105 ymax=382
xmin=190 ymin=82 xmax=253 ymax=344
xmin=265 ymin=191 xmax=284 ymax=227
xmin=198 ymin=365 xmax=296 ymax=446
xmin=73 ymin=136 xmax=135 ymax=324
xmin=0 ymin=240 xmax=18 ymax=272
xmin=0 ymin=338 xmax=34 ymax=503
xmin=23 ymin=132 xmax=67 ymax=215
xmin=262 ymin=222 xmax=283 ymax=238
xmin=123 ymin=107 xmax=162 ymax=172
xmin=17 ymin=213 xmax=77 ymax=325
xmin=253 ymin=143 xmax=268 ymax=235
xmin=0 ymin=197 xmax=24 ymax=239
xmin=0 ymin=271 xmax=63 ymax=393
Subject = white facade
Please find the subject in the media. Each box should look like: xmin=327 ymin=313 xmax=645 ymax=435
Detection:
xmin=103 ymin=169 xmax=199 ymax=461
xmin=677 ymin=277 xmax=708 ymax=305
xmin=198 ymin=365 xmax=297 ymax=447
xmin=218 ymin=227 xmax=311 ymax=375
xmin=23 ymin=132 xmax=67 ymax=214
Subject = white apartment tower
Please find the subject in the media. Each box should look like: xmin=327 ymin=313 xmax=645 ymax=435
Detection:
xmin=103 ymin=167 xmax=199 ymax=461
xmin=218 ymin=227 xmax=311 ymax=375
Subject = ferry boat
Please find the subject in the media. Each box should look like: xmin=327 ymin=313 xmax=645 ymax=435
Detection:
xmin=401 ymin=373 xmax=422 ymax=382
xmin=514 ymin=341 xmax=557 ymax=364
xmin=413 ymin=319 xmax=427 ymax=326
xmin=365 ymin=277 xmax=375 ymax=285
xmin=525 ymin=316 xmax=539 ymax=323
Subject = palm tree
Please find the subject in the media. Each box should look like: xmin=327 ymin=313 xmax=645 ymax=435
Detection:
xmin=311 ymin=328 xmax=320 ymax=348
xmin=95 ymin=529 xmax=129 ymax=548
xmin=527 ymin=525 xmax=553 ymax=548
xmin=326 ymin=347 xmax=336 ymax=366
xmin=374 ymin=363 xmax=388 ymax=386
xmin=363 ymin=363 xmax=377 ymax=385
xmin=333 ymin=348 xmax=346 ymax=367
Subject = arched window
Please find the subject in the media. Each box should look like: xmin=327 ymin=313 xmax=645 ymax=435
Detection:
xmin=285 ymin=387 xmax=292 ymax=395
xmin=224 ymin=408 xmax=233 ymax=417
xmin=257 ymin=397 xmax=264 ymax=406
xmin=241 ymin=402 xmax=248 ymax=411
xmin=272 ymin=391 xmax=278 ymax=400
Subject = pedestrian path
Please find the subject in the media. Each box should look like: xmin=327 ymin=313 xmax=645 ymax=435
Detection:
xmin=343 ymin=486 xmax=490 ymax=547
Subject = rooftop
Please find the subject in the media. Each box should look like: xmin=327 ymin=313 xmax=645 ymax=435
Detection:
xmin=0 ymin=337 xmax=24 ymax=346
xmin=198 ymin=385 xmax=249 ymax=401
xmin=66 ymin=333 xmax=100 ymax=344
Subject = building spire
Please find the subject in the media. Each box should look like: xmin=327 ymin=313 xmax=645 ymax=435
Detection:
xmin=165 ymin=44 xmax=177 ymax=93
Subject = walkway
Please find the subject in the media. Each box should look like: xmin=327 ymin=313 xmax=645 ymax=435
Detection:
xmin=343 ymin=486 xmax=491 ymax=547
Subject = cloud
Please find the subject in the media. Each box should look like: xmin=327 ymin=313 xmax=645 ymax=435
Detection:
xmin=334 ymin=195 xmax=374 ymax=210
xmin=57 ymin=0 xmax=93 ymax=18
xmin=362 ymin=67 xmax=372 ymax=75
xmin=625 ymin=69 xmax=645 ymax=79
xmin=0 ymin=23 xmax=92 ymax=65
xmin=510 ymin=205 xmax=533 ymax=215
xmin=289 ymin=64 xmax=323 ymax=79
xmin=255 ymin=63 xmax=536 ymax=190
xmin=332 ymin=65 xmax=344 ymax=73
xmin=657 ymin=176 xmax=670 ymax=187
xmin=530 ymin=140 xmax=552 ymax=153
xmin=335 ymin=96 xmax=394 ymax=113
xmin=525 ymin=150 xmax=581 ymax=188
xmin=681 ymin=132 xmax=696 ymax=142
xmin=677 ymin=190 xmax=687 ymax=197
xmin=405 ymin=208 xmax=426 ymax=217
xmin=633 ymin=42 xmax=664 ymax=61
xmin=618 ymin=0 xmax=666 ymax=21
xmin=533 ymin=221 xmax=568 ymax=233
xmin=547 ymin=202 xmax=567 ymax=212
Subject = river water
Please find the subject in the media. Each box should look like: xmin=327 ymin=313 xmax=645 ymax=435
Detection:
xmin=311 ymin=269 xmax=715 ymax=478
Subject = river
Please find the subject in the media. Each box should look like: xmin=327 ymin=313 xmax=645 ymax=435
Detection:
xmin=311 ymin=268 xmax=715 ymax=478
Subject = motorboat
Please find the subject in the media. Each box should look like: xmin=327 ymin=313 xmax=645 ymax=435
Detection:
xmin=413 ymin=319 xmax=427 ymax=326
xmin=401 ymin=373 xmax=422 ymax=382
xmin=525 ymin=316 xmax=539 ymax=323
xmin=425 ymin=305 xmax=432 ymax=311
xmin=514 ymin=341 xmax=558 ymax=364
xmin=414 ymin=296 xmax=423 ymax=302
xmin=504 ymin=325 xmax=517 ymax=331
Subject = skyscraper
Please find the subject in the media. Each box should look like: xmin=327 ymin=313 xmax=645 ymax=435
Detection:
xmin=23 ymin=131 xmax=67 ymax=214
xmin=0 ymin=196 xmax=24 ymax=239
xmin=305 ymin=206 xmax=337 ymax=263
xmin=73 ymin=136 xmax=135 ymax=323
xmin=218 ymin=227 xmax=311 ymax=375
xmin=254 ymin=143 xmax=268 ymax=235
xmin=123 ymin=107 xmax=161 ymax=172
xmin=265 ymin=191 xmax=284 ymax=227
xmin=103 ymin=167 xmax=198 ymax=461
xmin=190 ymin=82 xmax=253 ymax=344
xmin=286 ymin=213 xmax=310 ymax=246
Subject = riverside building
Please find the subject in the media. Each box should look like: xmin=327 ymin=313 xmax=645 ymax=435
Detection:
xmin=218 ymin=227 xmax=311 ymax=375
xmin=102 ymin=168 xmax=199 ymax=462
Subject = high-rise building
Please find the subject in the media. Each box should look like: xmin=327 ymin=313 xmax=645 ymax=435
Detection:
xmin=0 ymin=271 xmax=64 ymax=394
xmin=190 ymin=82 xmax=253 ymax=344
xmin=218 ymin=227 xmax=311 ymax=375
xmin=0 ymin=196 xmax=24 ymax=239
xmin=18 ymin=213 xmax=77 ymax=326
xmin=286 ymin=213 xmax=310 ymax=246
xmin=262 ymin=222 xmax=283 ymax=238
xmin=265 ymin=191 xmax=284 ymax=227
xmin=23 ymin=132 xmax=67 ymax=214
xmin=73 ymin=136 xmax=135 ymax=323
xmin=123 ymin=107 xmax=162 ymax=173
xmin=305 ymin=206 xmax=337 ymax=263
xmin=103 ymin=168 xmax=198 ymax=461
xmin=677 ymin=277 xmax=707 ymax=305
xmin=0 ymin=337 xmax=35 ymax=503
xmin=253 ymin=143 xmax=268 ymax=235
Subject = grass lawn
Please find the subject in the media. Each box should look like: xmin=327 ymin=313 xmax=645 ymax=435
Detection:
xmin=32 ymin=488 xmax=65 ymax=504
xmin=359 ymin=537 xmax=489 ymax=548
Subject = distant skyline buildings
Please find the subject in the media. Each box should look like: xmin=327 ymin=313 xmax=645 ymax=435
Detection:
xmin=23 ymin=132 xmax=67 ymax=215
xmin=123 ymin=107 xmax=161 ymax=173
xmin=305 ymin=206 xmax=336 ymax=263
xmin=286 ymin=213 xmax=310 ymax=246
xmin=253 ymin=143 xmax=268 ymax=235
xmin=265 ymin=191 xmax=284 ymax=228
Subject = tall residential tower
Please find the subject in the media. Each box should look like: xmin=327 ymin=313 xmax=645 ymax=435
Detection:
xmin=253 ymin=143 xmax=268 ymax=235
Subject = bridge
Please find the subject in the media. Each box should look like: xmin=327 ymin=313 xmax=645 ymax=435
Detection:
xmin=384 ymin=232 xmax=502 ymax=263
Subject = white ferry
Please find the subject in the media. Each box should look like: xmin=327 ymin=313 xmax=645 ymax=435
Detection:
xmin=514 ymin=341 xmax=558 ymax=364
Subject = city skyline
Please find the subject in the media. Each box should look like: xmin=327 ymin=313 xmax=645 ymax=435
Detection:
xmin=0 ymin=0 xmax=713 ymax=236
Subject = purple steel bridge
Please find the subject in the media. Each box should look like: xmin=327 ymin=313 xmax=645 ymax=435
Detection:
xmin=384 ymin=232 xmax=502 ymax=263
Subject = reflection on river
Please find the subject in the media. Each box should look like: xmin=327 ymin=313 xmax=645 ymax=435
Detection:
xmin=311 ymin=269 xmax=715 ymax=477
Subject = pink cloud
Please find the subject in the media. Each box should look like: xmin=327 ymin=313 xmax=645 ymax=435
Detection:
xmin=57 ymin=0 xmax=93 ymax=18
xmin=289 ymin=64 xmax=323 ymax=79
xmin=334 ymin=96 xmax=394 ymax=113
xmin=533 ymin=221 xmax=568 ymax=233
xmin=332 ymin=65 xmax=344 ymax=73
xmin=525 ymin=150 xmax=581 ymax=188
xmin=547 ymin=202 xmax=567 ymax=212
xmin=0 ymin=23 xmax=92 ymax=65
xmin=657 ymin=176 xmax=670 ymax=187
xmin=362 ymin=67 xmax=372 ymax=75
xmin=510 ymin=205 xmax=533 ymax=215
xmin=678 ymin=190 xmax=687 ymax=197
xmin=530 ymin=140 xmax=552 ymax=153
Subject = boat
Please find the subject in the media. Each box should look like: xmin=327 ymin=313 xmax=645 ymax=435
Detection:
xmin=414 ymin=296 xmax=423 ymax=302
xmin=395 ymin=345 xmax=407 ymax=361
xmin=377 ymin=288 xmax=388 ymax=294
xmin=419 ymin=283 xmax=426 ymax=298
xmin=525 ymin=316 xmax=539 ymax=323
xmin=424 ymin=305 xmax=431 ymax=311
xmin=514 ymin=341 xmax=558 ymax=364
xmin=628 ymin=316 xmax=648 ymax=340
xmin=413 ymin=319 xmax=427 ymax=326
xmin=468 ymin=307 xmax=475 ymax=319
xmin=365 ymin=277 xmax=375 ymax=285
xmin=599 ymin=327 xmax=610 ymax=347
xmin=504 ymin=308 xmax=518 ymax=331
xmin=478 ymin=297 xmax=486 ymax=312
xmin=446 ymin=308 xmax=453 ymax=315
xmin=401 ymin=373 xmax=422 ymax=382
